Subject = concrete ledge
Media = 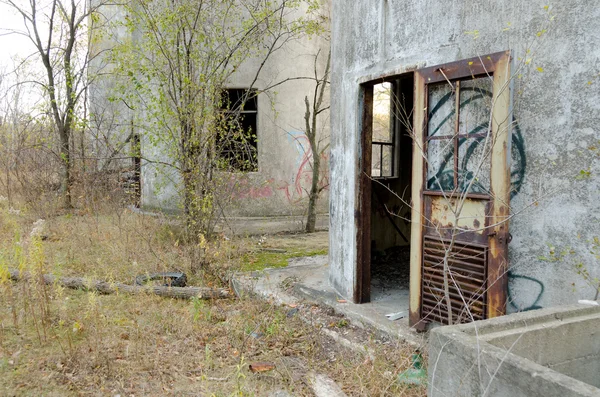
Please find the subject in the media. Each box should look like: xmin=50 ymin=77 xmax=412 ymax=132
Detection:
xmin=232 ymin=255 xmax=424 ymax=347
xmin=130 ymin=205 xmax=329 ymax=235
xmin=428 ymin=303 xmax=600 ymax=397
xmin=217 ymin=214 xmax=329 ymax=235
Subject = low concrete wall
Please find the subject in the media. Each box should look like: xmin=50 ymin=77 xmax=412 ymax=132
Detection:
xmin=428 ymin=303 xmax=600 ymax=397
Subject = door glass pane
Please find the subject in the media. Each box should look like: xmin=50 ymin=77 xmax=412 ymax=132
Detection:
xmin=458 ymin=77 xmax=493 ymax=136
xmin=373 ymin=82 xmax=392 ymax=143
xmin=428 ymin=82 xmax=455 ymax=138
xmin=427 ymin=139 xmax=454 ymax=191
xmin=458 ymin=137 xmax=491 ymax=194
xmin=371 ymin=143 xmax=382 ymax=177
xmin=382 ymin=145 xmax=392 ymax=177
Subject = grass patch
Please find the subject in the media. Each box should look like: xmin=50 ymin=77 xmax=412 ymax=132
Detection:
xmin=0 ymin=204 xmax=423 ymax=396
xmin=241 ymin=248 xmax=328 ymax=272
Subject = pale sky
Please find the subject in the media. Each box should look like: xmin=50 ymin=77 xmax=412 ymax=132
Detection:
xmin=0 ymin=1 xmax=60 ymax=110
xmin=0 ymin=3 xmax=38 ymax=71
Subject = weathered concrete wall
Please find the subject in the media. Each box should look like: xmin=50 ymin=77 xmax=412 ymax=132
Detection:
xmin=88 ymin=3 xmax=135 ymax=172
xmin=90 ymin=1 xmax=331 ymax=220
xmin=140 ymin=29 xmax=332 ymax=217
xmin=329 ymin=0 xmax=600 ymax=307
xmin=428 ymin=303 xmax=600 ymax=396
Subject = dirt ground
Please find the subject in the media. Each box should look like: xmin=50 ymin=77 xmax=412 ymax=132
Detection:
xmin=0 ymin=205 xmax=425 ymax=396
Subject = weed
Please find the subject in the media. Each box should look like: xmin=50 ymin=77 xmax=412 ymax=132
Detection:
xmin=0 ymin=207 xmax=423 ymax=396
xmin=241 ymin=248 xmax=328 ymax=272
xmin=191 ymin=296 xmax=214 ymax=322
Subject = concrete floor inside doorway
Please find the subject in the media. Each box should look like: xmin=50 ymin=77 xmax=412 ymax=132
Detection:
xmin=232 ymin=232 xmax=422 ymax=346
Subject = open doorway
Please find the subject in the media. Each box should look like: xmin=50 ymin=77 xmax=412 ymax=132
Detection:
xmin=357 ymin=73 xmax=414 ymax=312
xmin=356 ymin=53 xmax=511 ymax=329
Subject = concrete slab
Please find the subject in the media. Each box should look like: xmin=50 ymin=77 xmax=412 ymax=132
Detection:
xmin=232 ymin=255 xmax=424 ymax=347
xmin=428 ymin=303 xmax=600 ymax=397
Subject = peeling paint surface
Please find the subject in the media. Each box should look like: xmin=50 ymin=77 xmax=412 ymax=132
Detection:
xmin=430 ymin=197 xmax=486 ymax=235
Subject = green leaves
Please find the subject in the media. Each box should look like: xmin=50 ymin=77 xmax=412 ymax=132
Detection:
xmin=576 ymin=169 xmax=592 ymax=180
xmin=107 ymin=0 xmax=322 ymax=236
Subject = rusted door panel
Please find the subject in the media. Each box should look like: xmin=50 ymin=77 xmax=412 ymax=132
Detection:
xmin=425 ymin=196 xmax=490 ymax=245
xmin=409 ymin=51 xmax=512 ymax=328
xmin=422 ymin=236 xmax=488 ymax=324
xmin=421 ymin=196 xmax=491 ymax=325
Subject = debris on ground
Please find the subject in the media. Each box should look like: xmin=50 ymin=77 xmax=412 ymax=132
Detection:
xmin=397 ymin=352 xmax=427 ymax=386
xmin=306 ymin=372 xmax=348 ymax=397
xmin=249 ymin=362 xmax=276 ymax=373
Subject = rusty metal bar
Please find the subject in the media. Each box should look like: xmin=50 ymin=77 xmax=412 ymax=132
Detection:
xmin=417 ymin=51 xmax=507 ymax=84
xmin=422 ymin=190 xmax=490 ymax=200
xmin=454 ymin=80 xmax=461 ymax=189
xmin=487 ymin=52 xmax=512 ymax=319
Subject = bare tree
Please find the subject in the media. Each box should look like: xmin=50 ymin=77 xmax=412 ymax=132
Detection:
xmin=110 ymin=0 xmax=323 ymax=240
xmin=303 ymin=50 xmax=330 ymax=233
xmin=1 ymin=0 xmax=106 ymax=208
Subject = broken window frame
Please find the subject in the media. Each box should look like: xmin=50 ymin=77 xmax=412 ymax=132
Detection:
xmin=371 ymin=82 xmax=396 ymax=178
xmin=421 ymin=53 xmax=508 ymax=199
xmin=425 ymin=78 xmax=495 ymax=197
xmin=217 ymin=88 xmax=259 ymax=172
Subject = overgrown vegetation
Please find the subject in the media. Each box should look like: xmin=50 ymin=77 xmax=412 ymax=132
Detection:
xmin=242 ymin=247 xmax=328 ymax=272
xmin=107 ymin=0 xmax=325 ymax=240
xmin=0 ymin=202 xmax=425 ymax=396
xmin=0 ymin=1 xmax=424 ymax=394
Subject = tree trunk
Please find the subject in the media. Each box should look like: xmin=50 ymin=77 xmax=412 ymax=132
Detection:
xmin=303 ymin=52 xmax=330 ymax=233
xmin=59 ymin=128 xmax=72 ymax=208
xmin=306 ymin=152 xmax=320 ymax=233
xmin=182 ymin=170 xmax=198 ymax=241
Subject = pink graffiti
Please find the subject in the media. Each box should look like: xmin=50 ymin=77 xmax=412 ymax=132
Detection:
xmin=279 ymin=132 xmax=329 ymax=203
xmin=227 ymin=132 xmax=329 ymax=203
xmin=230 ymin=177 xmax=275 ymax=199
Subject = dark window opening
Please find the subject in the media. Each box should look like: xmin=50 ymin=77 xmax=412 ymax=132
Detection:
xmin=217 ymin=89 xmax=258 ymax=172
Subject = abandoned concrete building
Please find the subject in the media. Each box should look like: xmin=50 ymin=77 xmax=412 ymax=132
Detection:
xmin=89 ymin=2 xmax=330 ymax=221
xmin=328 ymin=1 xmax=600 ymax=330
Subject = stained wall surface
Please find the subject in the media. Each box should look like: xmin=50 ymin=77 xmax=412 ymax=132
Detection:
xmin=140 ymin=28 xmax=331 ymax=218
xmin=329 ymin=0 xmax=600 ymax=308
xmin=89 ymin=1 xmax=331 ymax=219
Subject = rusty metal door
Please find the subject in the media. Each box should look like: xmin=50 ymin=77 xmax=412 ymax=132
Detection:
xmin=409 ymin=52 xmax=512 ymax=329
